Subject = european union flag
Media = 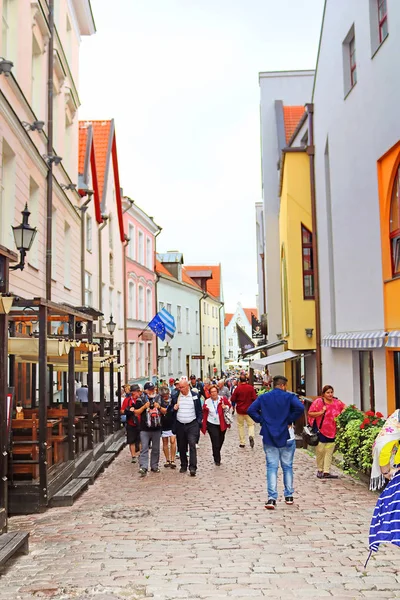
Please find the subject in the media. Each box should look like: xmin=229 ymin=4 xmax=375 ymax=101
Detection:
xmin=148 ymin=314 xmax=167 ymax=341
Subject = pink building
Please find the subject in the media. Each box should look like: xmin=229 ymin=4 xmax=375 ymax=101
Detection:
xmin=123 ymin=198 xmax=161 ymax=384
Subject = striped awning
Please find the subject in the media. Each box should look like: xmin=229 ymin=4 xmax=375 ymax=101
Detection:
xmin=322 ymin=331 xmax=386 ymax=349
xmin=387 ymin=331 xmax=400 ymax=348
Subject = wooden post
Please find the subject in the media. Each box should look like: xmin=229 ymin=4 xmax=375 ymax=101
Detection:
xmin=109 ymin=337 xmax=115 ymax=432
xmin=87 ymin=321 xmax=94 ymax=449
xmin=68 ymin=315 xmax=75 ymax=461
xmin=31 ymin=364 xmax=37 ymax=408
xmin=99 ymin=338 xmax=105 ymax=442
xmin=117 ymin=349 xmax=122 ymax=429
xmin=0 ymin=254 xmax=9 ymax=531
xmin=38 ymin=304 xmax=48 ymax=507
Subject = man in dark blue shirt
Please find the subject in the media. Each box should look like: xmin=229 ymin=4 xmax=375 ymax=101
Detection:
xmin=247 ymin=375 xmax=304 ymax=510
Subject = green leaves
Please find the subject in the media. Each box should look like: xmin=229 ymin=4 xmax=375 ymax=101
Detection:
xmin=335 ymin=405 xmax=382 ymax=474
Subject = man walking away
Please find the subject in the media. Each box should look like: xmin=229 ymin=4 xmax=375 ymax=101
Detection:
xmin=173 ymin=377 xmax=202 ymax=476
xmin=135 ymin=382 xmax=167 ymax=477
xmin=231 ymin=374 xmax=257 ymax=448
xmin=217 ymin=379 xmax=231 ymax=400
xmin=121 ymin=384 xmax=142 ymax=463
xmin=247 ymin=375 xmax=304 ymax=510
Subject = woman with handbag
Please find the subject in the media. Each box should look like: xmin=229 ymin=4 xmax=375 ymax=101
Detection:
xmin=308 ymin=385 xmax=346 ymax=479
xmin=201 ymin=384 xmax=232 ymax=466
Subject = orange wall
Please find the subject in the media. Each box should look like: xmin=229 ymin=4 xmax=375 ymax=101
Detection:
xmin=378 ymin=140 xmax=400 ymax=412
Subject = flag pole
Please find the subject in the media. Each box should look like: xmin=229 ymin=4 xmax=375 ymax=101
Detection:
xmin=138 ymin=324 xmax=150 ymax=338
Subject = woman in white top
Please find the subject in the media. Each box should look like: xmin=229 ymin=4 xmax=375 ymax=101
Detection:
xmin=201 ymin=385 xmax=231 ymax=466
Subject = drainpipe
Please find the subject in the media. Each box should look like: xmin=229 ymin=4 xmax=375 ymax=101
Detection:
xmin=199 ymin=292 xmax=207 ymax=379
xmin=45 ymin=0 xmax=55 ymax=301
xmin=80 ymin=193 xmax=93 ymax=305
xmin=98 ymin=216 xmax=109 ymax=332
xmin=153 ymin=227 xmax=162 ymax=378
xmin=306 ymin=103 xmax=322 ymax=393
xmin=218 ymin=302 xmax=224 ymax=376
xmin=123 ymin=235 xmax=129 ymax=376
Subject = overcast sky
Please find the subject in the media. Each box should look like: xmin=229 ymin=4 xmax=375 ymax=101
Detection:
xmin=79 ymin=0 xmax=325 ymax=313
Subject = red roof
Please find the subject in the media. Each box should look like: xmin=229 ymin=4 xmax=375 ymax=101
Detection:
xmin=89 ymin=120 xmax=112 ymax=202
xmin=155 ymin=260 xmax=173 ymax=277
xmin=182 ymin=268 xmax=202 ymax=290
xmin=184 ymin=265 xmax=221 ymax=299
xmin=78 ymin=124 xmax=88 ymax=174
xmin=224 ymin=313 xmax=233 ymax=327
xmin=283 ymin=106 xmax=305 ymax=144
xmin=243 ymin=308 xmax=258 ymax=324
xmin=155 ymin=262 xmax=202 ymax=292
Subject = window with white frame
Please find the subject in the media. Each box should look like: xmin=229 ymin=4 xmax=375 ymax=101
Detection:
xmin=138 ymin=342 xmax=144 ymax=376
xmin=108 ymin=214 xmax=113 ymax=249
xmin=208 ymin=326 xmax=210 ymax=346
xmin=85 ymin=272 xmax=93 ymax=306
xmin=102 ymin=284 xmax=107 ymax=314
xmin=369 ymin=0 xmax=388 ymax=53
xmin=86 ymin=214 xmax=92 ymax=252
xmin=167 ymin=303 xmax=172 ymax=314
xmin=2 ymin=0 xmax=9 ymax=58
xmin=2 ymin=0 xmax=16 ymax=62
xmin=343 ymin=25 xmax=357 ymax=96
xmin=138 ymin=231 xmax=144 ymax=264
xmin=129 ymin=342 xmax=136 ymax=379
xmin=117 ymin=292 xmax=122 ymax=328
xmin=168 ymin=347 xmax=173 ymax=375
xmin=138 ymin=285 xmax=145 ymax=320
xmin=160 ymin=348 xmax=166 ymax=377
xmin=178 ymin=348 xmax=182 ymax=374
xmin=229 ymin=350 xmax=233 ymax=359
xmin=203 ymin=302 xmax=206 ymax=315
xmin=109 ymin=287 xmax=113 ymax=318
xmin=159 ymin=301 xmax=165 ymax=312
xmin=216 ymin=329 xmax=219 ymax=346
xmin=0 ymin=139 xmax=16 ymax=249
xmin=28 ymin=178 xmax=39 ymax=268
xmin=146 ymin=288 xmax=152 ymax=320
xmin=51 ymin=207 xmax=57 ymax=280
xmin=186 ymin=308 xmax=190 ymax=333
xmin=31 ymin=34 xmax=42 ymax=119
xmin=64 ymin=223 xmax=71 ymax=288
xmin=177 ymin=305 xmax=182 ymax=333
xmin=195 ymin=311 xmax=199 ymax=334
xmin=146 ymin=237 xmax=152 ymax=269
xmin=128 ymin=281 xmax=136 ymax=319
xmin=109 ymin=252 xmax=114 ymax=286
xmin=207 ymin=304 xmax=210 ymax=315
xmin=229 ymin=338 xmax=233 ymax=347
xmin=147 ymin=342 xmax=152 ymax=377
xmin=128 ymin=224 xmax=135 ymax=259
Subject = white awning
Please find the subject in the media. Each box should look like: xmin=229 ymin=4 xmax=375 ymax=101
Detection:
xmin=322 ymin=331 xmax=386 ymax=349
xmin=387 ymin=331 xmax=400 ymax=348
xmin=250 ymin=350 xmax=303 ymax=370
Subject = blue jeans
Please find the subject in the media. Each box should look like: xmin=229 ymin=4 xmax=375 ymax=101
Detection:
xmin=263 ymin=439 xmax=296 ymax=500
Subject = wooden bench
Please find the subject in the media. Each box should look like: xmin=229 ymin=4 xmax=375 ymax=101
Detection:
xmin=105 ymin=439 xmax=125 ymax=454
xmin=50 ymin=477 xmax=90 ymax=507
xmin=76 ymin=459 xmax=105 ymax=484
xmin=0 ymin=532 xmax=29 ymax=567
xmin=98 ymin=452 xmax=114 ymax=468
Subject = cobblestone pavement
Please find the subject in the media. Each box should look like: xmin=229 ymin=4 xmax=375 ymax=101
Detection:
xmin=1 ymin=422 xmax=400 ymax=600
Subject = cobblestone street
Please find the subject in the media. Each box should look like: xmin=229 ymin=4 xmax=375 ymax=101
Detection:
xmin=1 ymin=423 xmax=400 ymax=600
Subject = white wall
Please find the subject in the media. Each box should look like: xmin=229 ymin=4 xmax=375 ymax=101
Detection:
xmin=259 ymin=71 xmax=314 ymax=344
xmin=225 ymin=303 xmax=253 ymax=362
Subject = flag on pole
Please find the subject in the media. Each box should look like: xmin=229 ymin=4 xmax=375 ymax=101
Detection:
xmin=148 ymin=308 xmax=176 ymax=342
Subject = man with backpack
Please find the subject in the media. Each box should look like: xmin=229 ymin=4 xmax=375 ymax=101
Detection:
xmin=121 ymin=384 xmax=142 ymax=463
xmin=135 ymin=382 xmax=167 ymax=477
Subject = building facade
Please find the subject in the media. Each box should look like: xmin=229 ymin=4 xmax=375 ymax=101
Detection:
xmin=225 ymin=303 xmax=258 ymax=364
xmin=155 ymin=255 xmax=203 ymax=380
xmin=313 ymin=0 xmax=397 ymax=413
xmin=258 ymin=71 xmax=314 ymax=360
xmin=124 ymin=198 xmax=160 ymax=385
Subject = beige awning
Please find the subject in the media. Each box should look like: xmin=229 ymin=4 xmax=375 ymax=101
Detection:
xmin=9 ymin=338 xmax=70 ymax=357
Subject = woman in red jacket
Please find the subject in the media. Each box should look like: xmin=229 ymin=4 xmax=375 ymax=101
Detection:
xmin=201 ymin=384 xmax=231 ymax=466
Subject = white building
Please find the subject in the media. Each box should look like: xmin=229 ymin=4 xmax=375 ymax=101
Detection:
xmin=258 ymin=70 xmax=314 ymax=356
xmin=255 ymin=202 xmax=265 ymax=319
xmin=225 ymin=303 xmax=258 ymax=363
xmin=313 ymin=0 xmax=398 ymax=413
xmin=156 ymin=254 xmax=203 ymax=380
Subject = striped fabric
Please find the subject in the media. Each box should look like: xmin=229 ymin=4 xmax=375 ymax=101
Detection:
xmin=387 ymin=331 xmax=400 ymax=349
xmin=322 ymin=331 xmax=386 ymax=349
xmin=369 ymin=471 xmax=400 ymax=554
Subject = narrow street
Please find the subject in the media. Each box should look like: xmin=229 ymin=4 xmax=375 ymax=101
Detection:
xmin=0 ymin=424 xmax=399 ymax=600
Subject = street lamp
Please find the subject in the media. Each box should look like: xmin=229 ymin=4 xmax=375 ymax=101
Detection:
xmin=10 ymin=204 xmax=37 ymax=271
xmin=106 ymin=314 xmax=116 ymax=335
xmin=212 ymin=346 xmax=216 ymax=358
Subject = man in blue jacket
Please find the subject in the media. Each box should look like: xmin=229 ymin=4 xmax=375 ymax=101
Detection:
xmin=247 ymin=375 xmax=304 ymax=510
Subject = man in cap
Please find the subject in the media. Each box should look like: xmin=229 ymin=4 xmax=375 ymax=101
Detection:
xmin=190 ymin=375 xmax=205 ymax=400
xmin=135 ymin=382 xmax=167 ymax=477
xmin=121 ymin=384 xmax=142 ymax=463
xmin=172 ymin=376 xmax=202 ymax=476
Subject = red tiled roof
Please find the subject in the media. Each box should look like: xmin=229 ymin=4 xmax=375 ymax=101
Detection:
xmin=243 ymin=308 xmax=258 ymax=324
xmin=283 ymin=106 xmax=305 ymax=144
xmin=156 ymin=262 xmax=203 ymax=292
xmin=88 ymin=120 xmax=112 ymax=202
xmin=184 ymin=265 xmax=221 ymax=299
xmin=224 ymin=313 xmax=233 ymax=327
xmin=182 ymin=268 xmax=202 ymax=290
xmin=78 ymin=124 xmax=88 ymax=174
xmin=155 ymin=260 xmax=172 ymax=277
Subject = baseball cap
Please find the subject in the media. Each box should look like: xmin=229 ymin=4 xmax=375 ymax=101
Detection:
xmin=143 ymin=381 xmax=155 ymax=391
xmin=130 ymin=384 xmax=141 ymax=392
xmin=169 ymin=377 xmax=175 ymax=384
xmin=190 ymin=374 xmax=196 ymax=379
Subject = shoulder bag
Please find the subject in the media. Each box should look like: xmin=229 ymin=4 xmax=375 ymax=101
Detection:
xmin=302 ymin=402 xmax=326 ymax=447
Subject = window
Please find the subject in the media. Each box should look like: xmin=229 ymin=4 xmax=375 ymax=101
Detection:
xmin=108 ymin=214 xmax=113 ymax=249
xmin=216 ymin=329 xmax=219 ymax=346
xmin=102 ymin=284 xmax=107 ymax=314
xmin=128 ymin=224 xmax=135 ymax=259
xmin=147 ymin=342 xmax=152 ymax=377
xmin=138 ymin=231 xmax=144 ymax=264
xmin=1 ymin=0 xmax=16 ymax=62
xmin=229 ymin=338 xmax=233 ymax=347
xmin=159 ymin=301 xmax=165 ymax=312
xmin=207 ymin=304 xmax=210 ymax=315
xmin=0 ymin=139 xmax=15 ymax=248
xmin=109 ymin=252 xmax=114 ymax=286
xmin=168 ymin=347 xmax=173 ymax=375
xmin=208 ymin=326 xmax=210 ymax=346
xmin=138 ymin=285 xmax=145 ymax=320
xmin=31 ymin=35 xmax=42 ymax=118
xmin=159 ymin=348 xmax=166 ymax=377
xmin=117 ymin=292 xmax=122 ymax=328
xmin=195 ymin=311 xmax=199 ymax=334
xmin=146 ymin=288 xmax=152 ymax=320
xmin=343 ymin=25 xmax=357 ymax=96
xmin=203 ymin=302 xmax=206 ymax=315
xmin=2 ymin=0 xmax=9 ymax=57
xmin=128 ymin=281 xmax=136 ymax=319
xmin=390 ymin=164 xmax=400 ymax=276
xmin=186 ymin=307 xmax=190 ymax=333
xmin=378 ymin=0 xmax=388 ymax=43
xmin=359 ymin=351 xmax=375 ymax=412
xmin=86 ymin=214 xmax=92 ymax=252
xmin=167 ymin=303 xmax=172 ymax=314
xmin=85 ymin=272 xmax=93 ymax=306
xmin=109 ymin=287 xmax=113 ymax=318
xmin=202 ymin=325 xmax=205 ymax=344
xmin=177 ymin=305 xmax=182 ymax=333
xmin=129 ymin=342 xmax=136 ymax=379
xmin=28 ymin=178 xmax=39 ymax=268
xmin=178 ymin=348 xmax=182 ymax=374
xmin=64 ymin=224 xmax=71 ymax=288
xmin=146 ymin=237 xmax=152 ymax=269
xmin=51 ymin=207 xmax=57 ymax=280
xmin=301 ymin=225 xmax=314 ymax=299
xmin=138 ymin=342 xmax=144 ymax=376
xmin=229 ymin=350 xmax=233 ymax=359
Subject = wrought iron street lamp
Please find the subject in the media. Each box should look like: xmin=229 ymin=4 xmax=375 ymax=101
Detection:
xmin=106 ymin=314 xmax=116 ymax=335
xmin=10 ymin=204 xmax=37 ymax=271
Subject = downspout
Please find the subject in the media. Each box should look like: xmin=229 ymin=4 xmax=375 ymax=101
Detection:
xmin=98 ymin=216 xmax=109 ymax=332
xmin=45 ymin=0 xmax=55 ymax=301
xmin=153 ymin=227 xmax=162 ymax=378
xmin=123 ymin=235 xmax=129 ymax=376
xmin=80 ymin=193 xmax=93 ymax=306
xmin=218 ymin=302 xmax=224 ymax=376
xmin=199 ymin=292 xmax=207 ymax=379
xmin=306 ymin=103 xmax=322 ymax=393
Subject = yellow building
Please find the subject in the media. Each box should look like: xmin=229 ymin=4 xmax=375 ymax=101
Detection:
xmin=279 ymin=148 xmax=316 ymax=392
